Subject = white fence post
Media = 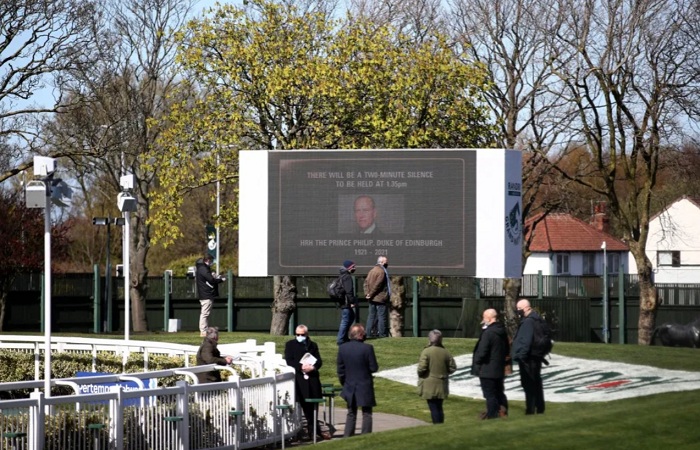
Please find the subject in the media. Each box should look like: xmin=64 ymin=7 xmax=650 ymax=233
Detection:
xmin=30 ymin=391 xmax=44 ymax=450
xmin=110 ymin=385 xmax=124 ymax=450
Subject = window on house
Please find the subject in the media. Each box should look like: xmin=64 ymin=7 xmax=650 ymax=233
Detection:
xmin=583 ymin=253 xmax=596 ymax=275
xmin=658 ymin=251 xmax=681 ymax=267
xmin=607 ymin=253 xmax=620 ymax=274
xmin=556 ymin=254 xmax=570 ymax=274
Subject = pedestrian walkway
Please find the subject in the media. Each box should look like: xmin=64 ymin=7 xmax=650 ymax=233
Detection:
xmin=290 ymin=406 xmax=428 ymax=446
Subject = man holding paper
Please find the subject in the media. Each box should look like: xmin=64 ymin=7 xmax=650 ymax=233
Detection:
xmin=284 ymin=324 xmax=330 ymax=441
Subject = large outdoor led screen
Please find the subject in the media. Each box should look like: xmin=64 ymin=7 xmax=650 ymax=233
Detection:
xmin=239 ymin=149 xmax=522 ymax=277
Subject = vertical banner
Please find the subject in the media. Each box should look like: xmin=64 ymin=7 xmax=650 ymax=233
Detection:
xmin=206 ymin=225 xmax=217 ymax=261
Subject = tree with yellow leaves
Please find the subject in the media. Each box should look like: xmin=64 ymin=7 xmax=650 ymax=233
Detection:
xmin=148 ymin=0 xmax=495 ymax=334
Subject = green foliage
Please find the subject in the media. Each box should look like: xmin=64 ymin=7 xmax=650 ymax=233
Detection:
xmin=147 ymin=0 xmax=495 ymax=245
xmin=150 ymin=253 xmax=239 ymax=276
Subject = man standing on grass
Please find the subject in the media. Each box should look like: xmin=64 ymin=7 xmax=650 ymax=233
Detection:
xmin=195 ymin=254 xmax=225 ymax=337
xmin=471 ymin=308 xmax=509 ymax=419
xmin=511 ymin=298 xmax=545 ymax=414
xmin=364 ymin=256 xmax=390 ymax=338
xmin=337 ymin=323 xmax=378 ymax=437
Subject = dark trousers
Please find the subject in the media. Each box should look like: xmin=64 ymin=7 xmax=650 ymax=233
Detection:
xmin=366 ymin=301 xmax=388 ymax=337
xmin=344 ymin=398 xmax=372 ymax=437
xmin=300 ymin=400 xmax=321 ymax=437
xmin=518 ymin=359 xmax=545 ymax=414
xmin=337 ymin=307 xmax=355 ymax=345
xmin=480 ymin=377 xmax=508 ymax=418
xmin=426 ymin=398 xmax=444 ymax=424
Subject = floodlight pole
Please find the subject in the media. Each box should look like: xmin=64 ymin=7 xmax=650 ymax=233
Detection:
xmin=44 ymin=184 xmax=52 ymax=397
xmin=602 ymin=241 xmax=609 ymax=344
xmin=216 ymin=153 xmax=220 ymax=274
xmin=124 ymin=210 xmax=130 ymax=341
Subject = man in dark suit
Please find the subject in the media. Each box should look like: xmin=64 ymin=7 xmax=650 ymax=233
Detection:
xmin=337 ymin=323 xmax=379 ymax=437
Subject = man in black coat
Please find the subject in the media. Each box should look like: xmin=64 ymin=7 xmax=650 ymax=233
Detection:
xmin=336 ymin=260 xmax=357 ymax=345
xmin=471 ymin=308 xmax=509 ymax=419
xmin=511 ymin=298 xmax=545 ymax=414
xmin=196 ymin=327 xmax=233 ymax=383
xmin=284 ymin=324 xmax=329 ymax=441
xmin=337 ymin=323 xmax=378 ymax=437
xmin=195 ymin=254 xmax=225 ymax=337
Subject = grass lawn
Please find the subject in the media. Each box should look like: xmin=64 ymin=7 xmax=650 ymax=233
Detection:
xmin=71 ymin=331 xmax=700 ymax=449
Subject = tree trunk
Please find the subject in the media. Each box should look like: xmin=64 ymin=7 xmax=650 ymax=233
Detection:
xmin=637 ymin=265 xmax=659 ymax=345
xmin=130 ymin=210 xmax=149 ymax=333
xmin=270 ymin=275 xmax=297 ymax=335
xmin=0 ymin=289 xmax=7 ymax=332
xmin=389 ymin=276 xmax=405 ymax=337
xmin=503 ymin=278 xmax=521 ymax=339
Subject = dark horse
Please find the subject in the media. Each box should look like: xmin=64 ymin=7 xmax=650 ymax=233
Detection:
xmin=651 ymin=319 xmax=700 ymax=348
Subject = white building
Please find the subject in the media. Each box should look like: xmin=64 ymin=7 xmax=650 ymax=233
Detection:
xmin=646 ymin=196 xmax=700 ymax=284
xmin=523 ymin=209 xmax=636 ymax=276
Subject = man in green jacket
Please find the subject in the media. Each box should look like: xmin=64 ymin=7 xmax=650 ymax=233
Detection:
xmin=417 ymin=329 xmax=457 ymax=424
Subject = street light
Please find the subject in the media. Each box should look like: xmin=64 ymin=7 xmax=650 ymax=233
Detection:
xmin=93 ymin=216 xmax=125 ymax=333
xmin=601 ymin=241 xmax=609 ymax=344
xmin=118 ymin=174 xmax=137 ymax=341
xmin=25 ymin=155 xmax=73 ymax=397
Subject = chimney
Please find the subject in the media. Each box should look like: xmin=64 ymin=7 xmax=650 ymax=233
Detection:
xmin=591 ymin=202 xmax=609 ymax=233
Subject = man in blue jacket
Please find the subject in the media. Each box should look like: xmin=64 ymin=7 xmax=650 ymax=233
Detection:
xmin=337 ymin=324 xmax=378 ymax=437
xmin=511 ymin=298 xmax=545 ymax=414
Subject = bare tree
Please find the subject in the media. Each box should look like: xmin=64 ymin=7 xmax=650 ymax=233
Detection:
xmin=43 ymin=0 xmax=196 ymax=332
xmin=0 ymin=0 xmax=97 ymax=183
xmin=348 ymin=0 xmax=446 ymax=43
xmin=541 ymin=0 xmax=700 ymax=343
xmin=448 ymin=0 xmax=571 ymax=332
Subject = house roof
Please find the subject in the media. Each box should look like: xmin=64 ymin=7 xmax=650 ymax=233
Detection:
xmin=525 ymin=213 xmax=629 ymax=252
xmin=650 ymin=195 xmax=700 ymax=222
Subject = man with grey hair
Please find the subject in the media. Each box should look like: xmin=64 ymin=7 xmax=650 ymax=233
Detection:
xmin=196 ymin=327 xmax=233 ymax=383
xmin=364 ymin=256 xmax=390 ymax=338
xmin=417 ymin=329 xmax=457 ymax=424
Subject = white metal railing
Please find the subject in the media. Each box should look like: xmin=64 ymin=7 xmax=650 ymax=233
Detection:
xmin=0 ymin=337 xmax=300 ymax=450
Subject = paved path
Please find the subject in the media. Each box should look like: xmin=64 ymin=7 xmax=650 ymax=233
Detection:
xmin=291 ymin=406 xmax=429 ymax=446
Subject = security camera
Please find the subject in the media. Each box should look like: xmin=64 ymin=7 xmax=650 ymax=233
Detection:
xmin=117 ymin=192 xmax=137 ymax=212
xmin=50 ymin=179 xmax=73 ymax=208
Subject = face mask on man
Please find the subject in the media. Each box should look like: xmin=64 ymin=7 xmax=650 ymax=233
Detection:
xmin=516 ymin=309 xmax=526 ymax=319
xmin=383 ymin=263 xmax=389 ymax=268
xmin=296 ymin=335 xmax=307 ymax=343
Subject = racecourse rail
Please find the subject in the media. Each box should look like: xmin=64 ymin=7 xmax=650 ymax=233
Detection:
xmin=0 ymin=336 xmax=301 ymax=450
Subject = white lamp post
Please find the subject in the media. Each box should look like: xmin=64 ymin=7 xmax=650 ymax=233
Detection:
xmin=25 ymin=156 xmax=72 ymax=397
xmin=601 ymin=241 xmax=609 ymax=344
xmin=118 ymin=174 xmax=137 ymax=341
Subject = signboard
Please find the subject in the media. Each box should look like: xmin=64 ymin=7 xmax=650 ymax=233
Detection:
xmin=76 ymin=372 xmax=153 ymax=405
xmin=239 ymin=149 xmax=521 ymax=277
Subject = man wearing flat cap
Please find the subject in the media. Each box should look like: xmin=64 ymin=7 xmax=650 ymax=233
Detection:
xmin=364 ymin=256 xmax=390 ymax=338
xmin=336 ymin=260 xmax=358 ymax=345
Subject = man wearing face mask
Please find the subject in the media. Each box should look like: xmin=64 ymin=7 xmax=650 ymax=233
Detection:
xmin=337 ymin=260 xmax=358 ymax=345
xmin=511 ymin=298 xmax=545 ymax=415
xmin=364 ymin=256 xmax=390 ymax=338
xmin=284 ymin=325 xmax=330 ymax=440
xmin=471 ymin=309 xmax=509 ymax=419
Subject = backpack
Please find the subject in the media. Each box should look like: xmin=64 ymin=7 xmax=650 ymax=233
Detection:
xmin=327 ymin=275 xmax=345 ymax=299
xmin=530 ymin=316 xmax=554 ymax=359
